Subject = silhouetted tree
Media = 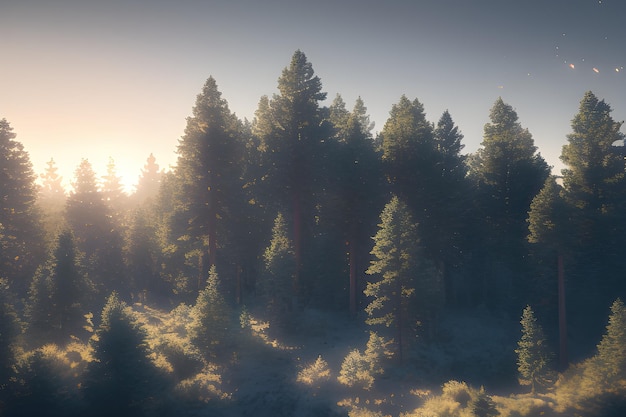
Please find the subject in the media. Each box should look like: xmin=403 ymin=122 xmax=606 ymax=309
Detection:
xmin=27 ymin=230 xmax=91 ymax=343
xmin=133 ymin=153 xmax=162 ymax=205
xmin=469 ymin=98 xmax=549 ymax=307
xmin=102 ymin=157 xmax=128 ymax=226
xmin=37 ymin=158 xmax=67 ymax=244
xmin=8 ymin=345 xmax=82 ymax=417
xmin=125 ymin=208 xmax=162 ymax=302
xmin=0 ymin=118 xmax=44 ymax=296
xmin=327 ymin=96 xmax=382 ymax=314
xmin=85 ymin=292 xmax=169 ymax=416
xmin=254 ymin=50 xmax=329 ymax=306
xmin=66 ymin=159 xmax=127 ymax=297
xmin=174 ymin=76 xmax=244 ymax=278
xmin=559 ymin=91 xmax=626 ymax=308
xmin=0 ymin=279 xmax=19 ymax=389
xmin=470 ymin=387 xmax=499 ymax=417
xmin=431 ymin=110 xmax=471 ymax=305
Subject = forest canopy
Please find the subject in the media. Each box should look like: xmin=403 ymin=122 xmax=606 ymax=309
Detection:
xmin=1 ymin=50 xmax=625 ymax=416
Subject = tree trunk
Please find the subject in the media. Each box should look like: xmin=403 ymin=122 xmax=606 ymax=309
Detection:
xmin=349 ymin=238 xmax=357 ymax=316
xmin=558 ymin=253 xmax=568 ymax=370
xmin=207 ymin=183 xmax=217 ymax=269
xmin=292 ymin=191 xmax=302 ymax=310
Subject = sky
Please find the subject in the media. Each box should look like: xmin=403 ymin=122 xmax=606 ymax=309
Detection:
xmin=3 ymin=0 xmax=626 ymax=192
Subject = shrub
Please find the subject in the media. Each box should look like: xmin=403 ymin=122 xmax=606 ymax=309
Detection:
xmin=338 ymin=332 xmax=389 ymax=390
xmin=155 ymin=333 xmax=205 ymax=381
xmin=175 ymin=364 xmax=229 ymax=403
xmin=297 ymin=355 xmax=331 ymax=386
xmin=441 ymin=380 xmax=472 ymax=408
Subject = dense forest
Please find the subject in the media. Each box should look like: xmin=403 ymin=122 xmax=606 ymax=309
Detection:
xmin=1 ymin=50 xmax=625 ymax=416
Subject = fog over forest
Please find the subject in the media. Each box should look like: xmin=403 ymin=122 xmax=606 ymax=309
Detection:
xmin=1 ymin=50 xmax=625 ymax=416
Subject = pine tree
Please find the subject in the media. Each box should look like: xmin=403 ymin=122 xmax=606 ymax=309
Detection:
xmin=595 ymin=298 xmax=626 ymax=384
xmin=125 ymin=208 xmax=161 ymax=302
xmin=379 ymin=95 xmax=435 ymax=205
xmin=133 ymin=153 xmax=162 ymax=205
xmin=515 ymin=305 xmax=553 ymax=393
xmin=559 ymin=91 xmax=626 ymax=303
xmin=470 ymin=387 xmax=499 ymax=417
xmin=101 ymin=157 xmax=128 ymax=226
xmin=27 ymin=230 xmax=90 ymax=343
xmin=37 ymin=158 xmax=67 ymax=244
xmin=254 ymin=50 xmax=329 ymax=306
xmin=365 ymin=196 xmax=441 ymax=361
xmin=260 ymin=213 xmax=296 ymax=323
xmin=469 ymin=98 xmax=549 ymax=307
xmin=0 ymin=118 xmax=44 ymax=296
xmin=66 ymin=159 xmax=126 ymax=297
xmin=0 ymin=279 xmax=19 ymax=388
xmin=174 ymin=76 xmax=244 ymax=278
xmin=65 ymin=159 xmax=109 ymax=259
xmin=430 ymin=110 xmax=471 ymax=305
xmin=187 ymin=266 xmax=231 ymax=358
xmin=85 ymin=292 xmax=168 ymax=416
xmin=527 ymin=176 xmax=570 ymax=369
xmin=327 ymin=96 xmax=382 ymax=314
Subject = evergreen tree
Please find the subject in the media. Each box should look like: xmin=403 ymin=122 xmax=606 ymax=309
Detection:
xmin=469 ymin=98 xmax=549 ymax=307
xmin=328 ymin=97 xmax=382 ymax=314
xmin=85 ymin=292 xmax=168 ymax=416
xmin=174 ymin=76 xmax=244 ymax=278
xmin=65 ymin=159 xmax=109 ymax=258
xmin=26 ymin=230 xmax=90 ymax=343
xmin=187 ymin=266 xmax=231 ymax=358
xmin=254 ymin=50 xmax=329 ymax=306
xmin=379 ymin=95 xmax=436 ymax=207
xmin=133 ymin=153 xmax=162 ymax=205
xmin=66 ymin=159 xmax=127 ymax=297
xmin=430 ymin=110 xmax=471 ymax=305
xmin=125 ymin=208 xmax=162 ymax=302
xmin=594 ymin=298 xmax=626 ymax=384
xmin=470 ymin=387 xmax=499 ymax=417
xmin=526 ymin=176 xmax=570 ymax=368
xmin=260 ymin=212 xmax=296 ymax=323
xmin=101 ymin=157 xmax=128 ymax=226
xmin=7 ymin=345 xmax=83 ymax=417
xmin=0 ymin=118 xmax=44 ymax=296
xmin=0 ymin=279 xmax=19 ymax=389
xmin=365 ymin=196 xmax=441 ymax=361
xmin=515 ymin=305 xmax=553 ymax=393
xmin=559 ymin=91 xmax=626 ymax=304
xmin=37 ymin=158 xmax=67 ymax=244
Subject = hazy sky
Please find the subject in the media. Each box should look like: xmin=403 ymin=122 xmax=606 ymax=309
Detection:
xmin=3 ymin=0 xmax=625 ymax=191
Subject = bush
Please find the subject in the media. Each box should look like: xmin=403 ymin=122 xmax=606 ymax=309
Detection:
xmin=155 ymin=333 xmax=205 ymax=381
xmin=297 ymin=355 xmax=331 ymax=386
xmin=175 ymin=364 xmax=229 ymax=404
xmin=338 ymin=349 xmax=374 ymax=389
xmin=338 ymin=332 xmax=390 ymax=390
xmin=442 ymin=380 xmax=472 ymax=408
xmin=8 ymin=345 xmax=82 ymax=416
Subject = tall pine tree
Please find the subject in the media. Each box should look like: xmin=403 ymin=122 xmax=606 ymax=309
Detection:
xmin=559 ymin=91 xmax=626 ymax=308
xmin=0 ymin=118 xmax=44 ymax=296
xmin=469 ymin=98 xmax=549 ymax=307
xmin=174 ymin=76 xmax=244 ymax=282
xmin=254 ymin=50 xmax=329 ymax=306
xmin=365 ymin=196 xmax=441 ymax=361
